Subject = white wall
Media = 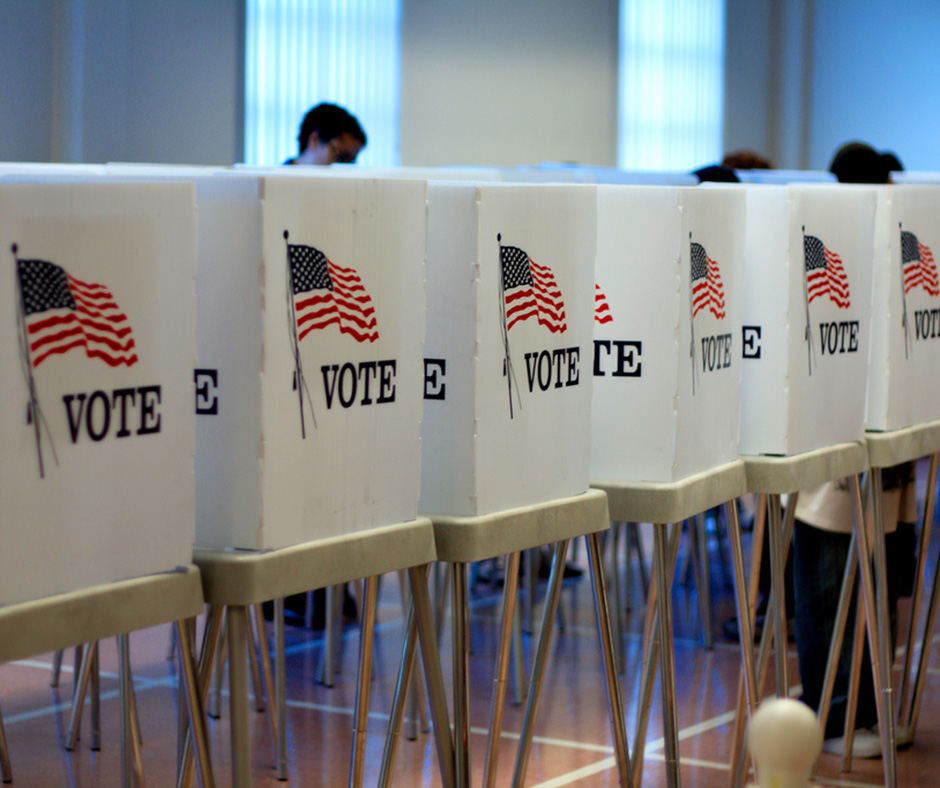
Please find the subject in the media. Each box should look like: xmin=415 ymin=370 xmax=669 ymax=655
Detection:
xmin=400 ymin=0 xmax=619 ymax=167
xmin=0 ymin=1 xmax=56 ymax=161
xmin=807 ymin=0 xmax=940 ymax=171
xmin=0 ymin=0 xmax=243 ymax=165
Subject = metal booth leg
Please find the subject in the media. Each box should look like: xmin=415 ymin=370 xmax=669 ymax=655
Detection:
xmin=452 ymin=562 xmax=471 ymax=787
xmin=175 ymin=618 xmax=216 ymax=788
xmin=482 ymin=551 xmax=522 ymax=788
xmin=66 ymin=640 xmax=97 ymax=751
xmin=653 ymin=524 xmax=682 ymax=787
xmin=410 ymin=565 xmax=456 ymax=788
xmin=898 ymin=452 xmax=939 ymax=725
xmin=864 ymin=470 xmax=898 ymax=787
xmin=227 ymin=605 xmax=252 ymax=788
xmin=0 ymin=702 xmax=12 ymax=783
xmin=631 ymin=523 xmax=682 ymax=788
xmin=349 ymin=575 xmax=380 ymax=788
xmin=766 ymin=494 xmax=790 ymax=695
xmin=378 ymin=595 xmax=419 ymax=787
xmin=512 ymin=539 xmax=570 ymax=787
xmin=726 ymin=500 xmax=760 ymax=725
xmin=586 ymin=530 xmax=632 ymax=786
xmin=908 ymin=459 xmax=940 ymax=736
xmin=728 ymin=494 xmax=766 ymax=788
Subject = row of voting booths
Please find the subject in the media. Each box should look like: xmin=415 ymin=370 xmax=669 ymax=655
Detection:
xmin=1 ymin=160 xmax=940 ymax=787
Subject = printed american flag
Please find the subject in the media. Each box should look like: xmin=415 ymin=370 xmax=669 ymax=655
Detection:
xmin=901 ymin=230 xmax=940 ymax=296
xmin=17 ymin=258 xmax=138 ymax=368
xmin=288 ymin=243 xmax=378 ymax=343
xmin=594 ymin=283 xmax=613 ymax=324
xmin=804 ymin=234 xmax=850 ymax=308
xmin=690 ymin=242 xmax=726 ymax=319
xmin=500 ymin=244 xmax=567 ymax=333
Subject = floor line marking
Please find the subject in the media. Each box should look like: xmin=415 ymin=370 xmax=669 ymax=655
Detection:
xmin=528 ymin=756 xmax=616 ymax=787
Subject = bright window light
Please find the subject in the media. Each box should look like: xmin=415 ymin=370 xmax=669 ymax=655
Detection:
xmin=244 ymin=0 xmax=401 ymax=167
xmin=619 ymin=0 xmax=725 ymax=171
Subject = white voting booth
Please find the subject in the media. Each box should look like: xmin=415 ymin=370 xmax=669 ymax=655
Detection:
xmin=0 ymin=179 xmax=198 ymax=605
xmin=419 ymin=182 xmax=597 ymax=516
xmin=739 ymin=185 xmax=877 ymax=456
xmin=190 ymin=171 xmax=428 ymax=550
xmin=99 ymin=165 xmax=428 ymax=551
xmin=591 ymin=184 xmax=746 ymax=482
xmin=867 ymin=184 xmax=940 ymax=430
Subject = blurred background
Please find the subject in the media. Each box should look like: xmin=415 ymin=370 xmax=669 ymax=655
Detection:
xmin=1 ymin=0 xmax=937 ymax=172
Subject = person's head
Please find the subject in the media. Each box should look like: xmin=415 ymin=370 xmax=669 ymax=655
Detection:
xmin=828 ymin=141 xmax=900 ymax=184
xmin=294 ymin=103 xmax=367 ymax=165
xmin=722 ymin=150 xmax=773 ymax=170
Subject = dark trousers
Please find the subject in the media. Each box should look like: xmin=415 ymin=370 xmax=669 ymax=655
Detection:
xmin=791 ymin=519 xmax=905 ymax=739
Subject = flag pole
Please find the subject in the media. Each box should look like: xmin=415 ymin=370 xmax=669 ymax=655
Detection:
xmin=284 ymin=231 xmax=315 ymax=437
xmin=899 ymin=223 xmax=911 ymax=359
xmin=802 ymin=227 xmax=815 ymax=375
xmin=497 ymin=234 xmax=520 ymax=419
xmin=689 ymin=234 xmax=697 ymax=396
xmin=13 ymin=245 xmax=45 ymax=478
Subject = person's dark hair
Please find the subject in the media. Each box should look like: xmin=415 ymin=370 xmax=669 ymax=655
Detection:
xmin=828 ymin=141 xmax=899 ymax=184
xmin=297 ymin=103 xmax=367 ymax=153
xmin=692 ymin=164 xmax=740 ymax=183
xmin=722 ymin=150 xmax=773 ymax=170
xmin=882 ymin=150 xmax=904 ymax=174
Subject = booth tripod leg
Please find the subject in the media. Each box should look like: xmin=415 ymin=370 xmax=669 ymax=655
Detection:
xmin=726 ymin=500 xmax=760 ymax=730
xmin=631 ymin=524 xmax=682 ymax=788
xmin=728 ymin=493 xmax=766 ymax=788
xmin=729 ymin=493 xmax=798 ymax=787
xmin=0 ymin=702 xmax=11 ymax=783
xmin=766 ymin=494 xmax=790 ymax=696
xmin=841 ymin=601 xmax=868 ymax=773
xmin=512 ymin=539 xmax=570 ymax=787
xmin=116 ymin=633 xmax=144 ymax=787
xmin=653 ymin=524 xmax=682 ymax=787
xmin=907 ymin=483 xmax=940 ymax=736
xmin=377 ymin=564 xmax=455 ymax=788
xmin=608 ymin=524 xmax=625 ymax=671
xmin=397 ymin=570 xmax=429 ymax=739
xmin=865 ymin=470 xmax=899 ymax=787
xmin=482 ymin=551 xmax=522 ymax=788
xmin=227 ymin=606 xmax=252 ymax=788
xmin=175 ymin=618 xmax=216 ymax=788
xmin=451 ymin=562 xmax=471 ymax=787
xmin=250 ymin=604 xmax=280 ymax=767
xmin=378 ymin=597 xmax=418 ymax=787
xmin=586 ymin=529 xmax=632 ymax=787
xmin=411 ymin=565 xmax=456 ymax=788
xmin=897 ymin=452 xmax=939 ymax=729
xmin=177 ymin=604 xmax=224 ymax=788
xmin=66 ymin=641 xmax=97 ymax=751
xmin=349 ymin=576 xmax=380 ymax=788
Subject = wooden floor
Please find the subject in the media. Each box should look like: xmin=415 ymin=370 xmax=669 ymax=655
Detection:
xmin=2 ymin=504 xmax=940 ymax=785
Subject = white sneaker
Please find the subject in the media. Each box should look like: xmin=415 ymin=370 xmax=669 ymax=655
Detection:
xmin=870 ymin=724 xmax=914 ymax=749
xmin=822 ymin=727 xmax=882 ymax=759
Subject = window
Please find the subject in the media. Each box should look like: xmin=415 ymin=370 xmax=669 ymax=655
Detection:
xmin=244 ymin=0 xmax=401 ymax=167
xmin=618 ymin=0 xmax=725 ymax=171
